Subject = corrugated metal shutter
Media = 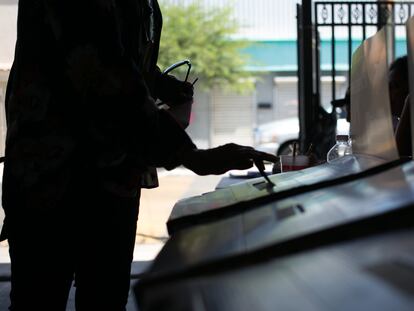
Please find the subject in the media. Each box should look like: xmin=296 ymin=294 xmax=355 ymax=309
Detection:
xmin=211 ymin=89 xmax=254 ymax=147
xmin=274 ymin=77 xmax=347 ymax=119
xmin=274 ymin=77 xmax=298 ymax=121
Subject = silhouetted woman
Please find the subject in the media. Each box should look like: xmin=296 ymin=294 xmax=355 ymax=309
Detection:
xmin=2 ymin=1 xmax=275 ymax=310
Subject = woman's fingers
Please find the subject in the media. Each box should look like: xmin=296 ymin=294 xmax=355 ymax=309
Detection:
xmin=225 ymin=144 xmax=278 ymax=163
xmin=252 ymin=150 xmax=278 ymax=163
xmin=253 ymin=159 xmax=265 ymax=172
xmin=220 ymin=144 xmax=277 ymax=173
xmin=183 ymin=144 xmax=278 ymax=176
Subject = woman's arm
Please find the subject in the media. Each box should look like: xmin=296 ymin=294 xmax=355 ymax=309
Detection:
xmin=43 ymin=0 xmax=196 ymax=169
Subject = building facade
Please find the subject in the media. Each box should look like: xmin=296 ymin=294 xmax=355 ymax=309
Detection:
xmin=1 ymin=1 xmax=403 ymax=152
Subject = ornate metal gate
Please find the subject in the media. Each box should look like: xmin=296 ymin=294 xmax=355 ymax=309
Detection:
xmin=298 ymin=0 xmax=414 ymax=158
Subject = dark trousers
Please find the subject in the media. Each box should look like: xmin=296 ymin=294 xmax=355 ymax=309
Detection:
xmin=5 ymin=178 xmax=140 ymax=311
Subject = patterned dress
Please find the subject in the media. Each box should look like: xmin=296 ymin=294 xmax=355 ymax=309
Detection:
xmin=2 ymin=0 xmax=194 ymax=218
xmin=1 ymin=1 xmax=195 ymax=308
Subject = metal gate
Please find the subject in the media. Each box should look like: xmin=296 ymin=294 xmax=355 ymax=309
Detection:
xmin=315 ymin=1 xmax=414 ymax=102
xmin=298 ymin=0 xmax=414 ymax=157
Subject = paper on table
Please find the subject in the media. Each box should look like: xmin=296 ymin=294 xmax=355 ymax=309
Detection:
xmin=407 ymin=17 xmax=414 ymax=158
xmin=350 ymin=28 xmax=399 ymax=161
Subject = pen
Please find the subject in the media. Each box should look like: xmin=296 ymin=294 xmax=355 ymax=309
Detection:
xmin=254 ymin=160 xmax=275 ymax=187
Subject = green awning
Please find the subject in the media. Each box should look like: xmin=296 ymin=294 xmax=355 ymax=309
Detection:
xmin=243 ymin=39 xmax=407 ymax=72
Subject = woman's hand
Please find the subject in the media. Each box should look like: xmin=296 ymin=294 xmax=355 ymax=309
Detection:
xmin=180 ymin=143 xmax=278 ymax=176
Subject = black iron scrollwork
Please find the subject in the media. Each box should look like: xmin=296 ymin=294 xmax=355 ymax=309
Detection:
xmin=315 ymin=1 xmax=411 ymax=26
xmin=337 ymin=4 xmax=345 ymax=23
xmin=321 ymin=4 xmax=329 ymax=23
xmin=352 ymin=5 xmax=361 ymax=24
xmin=368 ymin=3 xmax=377 ymax=23
xmin=398 ymin=4 xmax=407 ymax=23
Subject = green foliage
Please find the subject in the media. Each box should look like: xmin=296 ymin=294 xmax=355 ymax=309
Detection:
xmin=158 ymin=1 xmax=254 ymax=92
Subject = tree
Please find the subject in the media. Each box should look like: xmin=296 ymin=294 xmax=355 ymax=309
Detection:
xmin=158 ymin=1 xmax=254 ymax=92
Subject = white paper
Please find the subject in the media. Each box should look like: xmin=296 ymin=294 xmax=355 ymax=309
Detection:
xmin=350 ymin=28 xmax=399 ymax=161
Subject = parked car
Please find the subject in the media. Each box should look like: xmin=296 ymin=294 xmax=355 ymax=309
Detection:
xmin=254 ymin=117 xmax=350 ymax=155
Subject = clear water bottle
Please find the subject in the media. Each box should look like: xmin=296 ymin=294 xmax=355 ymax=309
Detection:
xmin=327 ymin=135 xmax=352 ymax=163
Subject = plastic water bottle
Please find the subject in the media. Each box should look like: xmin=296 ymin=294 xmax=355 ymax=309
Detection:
xmin=327 ymin=135 xmax=352 ymax=163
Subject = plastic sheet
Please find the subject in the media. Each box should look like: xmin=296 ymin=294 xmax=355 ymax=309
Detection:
xmin=350 ymin=28 xmax=398 ymax=161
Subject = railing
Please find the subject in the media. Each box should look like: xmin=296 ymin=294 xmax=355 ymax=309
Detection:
xmin=297 ymin=1 xmax=414 ymax=158
xmin=314 ymin=1 xmax=414 ymax=102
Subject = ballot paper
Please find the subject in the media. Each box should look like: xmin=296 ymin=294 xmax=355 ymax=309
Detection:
xmin=407 ymin=17 xmax=414 ymax=158
xmin=350 ymin=28 xmax=399 ymax=161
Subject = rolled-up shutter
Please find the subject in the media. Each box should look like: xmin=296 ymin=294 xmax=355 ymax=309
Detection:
xmin=274 ymin=77 xmax=299 ymax=121
xmin=211 ymin=89 xmax=254 ymax=147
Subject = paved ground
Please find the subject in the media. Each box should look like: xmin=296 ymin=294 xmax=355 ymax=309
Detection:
xmin=137 ymin=168 xmax=223 ymax=244
xmin=0 ymin=168 xmax=223 ymax=309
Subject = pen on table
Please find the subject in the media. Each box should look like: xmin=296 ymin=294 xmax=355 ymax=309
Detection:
xmin=254 ymin=160 xmax=275 ymax=187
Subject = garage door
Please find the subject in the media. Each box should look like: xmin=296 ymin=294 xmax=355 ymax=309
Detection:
xmin=211 ymin=89 xmax=254 ymax=147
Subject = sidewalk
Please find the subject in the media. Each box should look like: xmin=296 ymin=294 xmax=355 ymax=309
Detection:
xmin=137 ymin=168 xmax=223 ymax=245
